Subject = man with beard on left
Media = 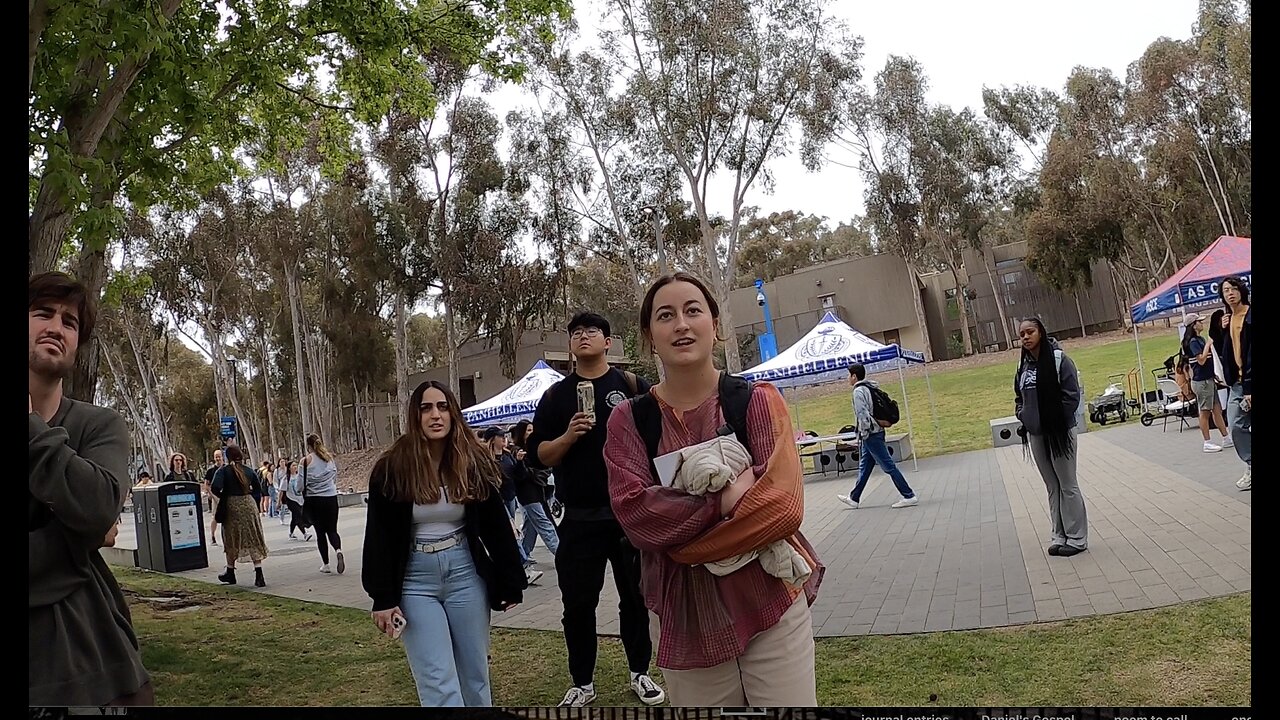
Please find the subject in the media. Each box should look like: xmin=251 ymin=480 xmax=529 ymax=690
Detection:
xmin=28 ymin=271 xmax=153 ymax=707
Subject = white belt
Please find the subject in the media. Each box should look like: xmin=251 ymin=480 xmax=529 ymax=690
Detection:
xmin=411 ymin=534 xmax=464 ymax=554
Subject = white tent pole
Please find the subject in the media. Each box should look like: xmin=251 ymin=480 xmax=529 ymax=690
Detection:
xmin=1133 ymin=321 xmax=1146 ymax=410
xmin=923 ymin=360 xmax=942 ymax=452
xmin=897 ymin=359 xmax=919 ymax=472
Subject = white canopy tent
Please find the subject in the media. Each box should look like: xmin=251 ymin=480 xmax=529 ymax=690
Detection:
xmin=461 ymin=360 xmax=565 ymax=427
xmin=740 ymin=311 xmax=942 ymax=471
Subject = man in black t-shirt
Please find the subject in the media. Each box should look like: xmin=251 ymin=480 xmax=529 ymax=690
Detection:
xmin=527 ymin=312 xmax=665 ymax=708
xmin=204 ymin=449 xmax=224 ymax=545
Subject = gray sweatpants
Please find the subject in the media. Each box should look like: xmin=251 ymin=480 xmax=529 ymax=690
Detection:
xmin=1227 ymin=384 xmax=1251 ymax=467
xmin=1028 ymin=430 xmax=1088 ymax=550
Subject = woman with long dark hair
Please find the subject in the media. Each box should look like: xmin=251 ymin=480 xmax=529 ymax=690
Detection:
xmin=211 ymin=446 xmax=268 ymax=587
xmin=1181 ymin=314 xmax=1233 ymax=452
xmin=361 ymin=380 xmax=525 ymax=706
xmin=1207 ymin=309 xmax=1230 ymax=410
xmin=1014 ymin=317 xmax=1087 ymax=557
xmin=511 ymin=420 xmax=560 ymax=563
xmin=299 ymin=433 xmax=344 ymax=573
xmin=604 ymin=272 xmax=823 ymax=706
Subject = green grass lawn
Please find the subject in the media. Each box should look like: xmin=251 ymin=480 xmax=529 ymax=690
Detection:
xmin=119 ymin=568 xmax=1249 ymax=707
xmin=791 ymin=334 xmax=1182 ymax=458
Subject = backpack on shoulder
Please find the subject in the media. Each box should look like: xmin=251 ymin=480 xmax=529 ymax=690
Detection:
xmin=630 ymin=372 xmax=755 ymax=479
xmin=856 ymin=381 xmax=901 ymax=428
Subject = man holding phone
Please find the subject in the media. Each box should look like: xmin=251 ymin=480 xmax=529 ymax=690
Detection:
xmin=528 ymin=312 xmax=665 ymax=708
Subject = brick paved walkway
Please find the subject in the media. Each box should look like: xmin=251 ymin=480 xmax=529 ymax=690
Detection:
xmin=112 ymin=423 xmax=1250 ymax=637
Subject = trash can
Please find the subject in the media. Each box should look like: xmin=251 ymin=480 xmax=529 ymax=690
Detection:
xmin=133 ymin=482 xmax=209 ymax=573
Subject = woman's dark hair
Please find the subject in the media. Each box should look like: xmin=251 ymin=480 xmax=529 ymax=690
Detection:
xmin=1207 ymin=309 xmax=1227 ymax=349
xmin=1180 ymin=320 xmax=1200 ymax=365
xmin=376 ymin=380 xmax=500 ymax=504
xmin=511 ymin=420 xmax=533 ymax=449
xmin=1219 ymin=276 xmax=1249 ymax=306
xmin=639 ymin=271 xmax=725 ymax=351
xmin=1019 ymin=317 xmax=1073 ymax=460
xmin=224 ymin=445 xmax=252 ymax=493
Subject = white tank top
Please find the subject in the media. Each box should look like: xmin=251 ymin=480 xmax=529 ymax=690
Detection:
xmin=412 ymin=491 xmax=466 ymax=542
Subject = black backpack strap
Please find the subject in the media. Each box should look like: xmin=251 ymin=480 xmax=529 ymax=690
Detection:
xmin=623 ymin=370 xmax=641 ymax=397
xmin=629 ymin=392 xmax=662 ymax=481
xmin=718 ymin=372 xmax=754 ymax=454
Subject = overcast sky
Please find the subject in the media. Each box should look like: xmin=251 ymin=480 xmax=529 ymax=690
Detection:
xmin=488 ymin=0 xmax=1201 ymax=224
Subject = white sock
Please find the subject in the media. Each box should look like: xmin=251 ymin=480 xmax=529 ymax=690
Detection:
xmin=631 ymin=672 xmax=644 ymax=682
xmin=580 ymin=682 xmax=594 ymax=692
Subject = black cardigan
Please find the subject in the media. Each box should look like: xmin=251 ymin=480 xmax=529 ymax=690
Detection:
xmin=361 ymin=462 xmax=527 ymax=612
xmin=1216 ymin=306 xmax=1252 ymax=395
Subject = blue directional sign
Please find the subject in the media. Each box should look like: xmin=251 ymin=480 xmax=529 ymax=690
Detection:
xmin=219 ymin=416 xmax=238 ymax=439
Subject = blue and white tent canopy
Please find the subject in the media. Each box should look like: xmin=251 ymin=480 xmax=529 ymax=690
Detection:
xmin=462 ymin=360 xmax=565 ymax=426
xmin=740 ymin=311 xmax=926 ymax=389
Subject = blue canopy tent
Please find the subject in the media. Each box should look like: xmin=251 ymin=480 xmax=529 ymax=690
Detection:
xmin=461 ymin=360 xmax=565 ymax=427
xmin=1128 ymin=236 xmax=1251 ymax=400
xmin=739 ymin=311 xmax=941 ymax=470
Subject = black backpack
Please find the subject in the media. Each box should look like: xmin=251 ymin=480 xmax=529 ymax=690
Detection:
xmin=630 ymin=372 xmax=754 ymax=480
xmin=856 ymin=381 xmax=900 ymax=427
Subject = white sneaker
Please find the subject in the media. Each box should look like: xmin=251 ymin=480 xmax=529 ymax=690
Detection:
xmin=558 ymin=686 xmax=597 ymax=707
xmin=836 ymin=494 xmax=860 ymax=509
xmin=320 ymin=563 xmax=332 ymax=574
xmin=1237 ymin=467 xmax=1251 ymax=491
xmin=288 ymin=532 xmax=297 ymax=540
xmin=891 ymin=496 xmax=920 ymax=509
xmin=1221 ymin=436 xmax=1235 ymax=449
xmin=526 ymin=569 xmax=544 ymax=585
xmin=304 ymin=531 xmax=314 ymax=542
xmin=631 ymin=674 xmax=666 ymax=706
xmin=1203 ymin=441 xmax=1223 ymax=453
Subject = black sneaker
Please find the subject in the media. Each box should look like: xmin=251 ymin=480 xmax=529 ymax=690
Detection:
xmin=218 ymin=568 xmax=237 ymax=585
xmin=1057 ymin=545 xmax=1087 ymax=557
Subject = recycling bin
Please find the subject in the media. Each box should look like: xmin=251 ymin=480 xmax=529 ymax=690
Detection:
xmin=132 ymin=481 xmax=208 ymax=573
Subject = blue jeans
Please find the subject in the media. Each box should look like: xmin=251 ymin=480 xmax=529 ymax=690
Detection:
xmin=267 ymin=486 xmax=279 ymax=517
xmin=1227 ymin=384 xmax=1251 ymax=466
xmin=401 ymin=542 xmax=493 ymax=706
xmin=520 ymin=500 xmax=559 ymax=558
xmin=504 ymin=498 xmax=530 ymax=565
xmin=848 ymin=431 xmax=915 ymax=502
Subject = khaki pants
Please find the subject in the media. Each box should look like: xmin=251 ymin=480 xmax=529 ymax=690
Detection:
xmin=652 ymin=595 xmax=817 ymax=707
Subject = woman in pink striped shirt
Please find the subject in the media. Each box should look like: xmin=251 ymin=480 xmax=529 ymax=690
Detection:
xmin=604 ymin=272 xmax=824 ymax=706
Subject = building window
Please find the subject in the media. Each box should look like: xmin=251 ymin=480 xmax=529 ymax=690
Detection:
xmin=819 ymin=293 xmax=836 ymax=310
xmin=1002 ymin=271 xmax=1021 ymax=285
xmin=945 ymin=288 xmax=960 ymax=320
xmin=883 ymin=328 xmax=901 ymax=346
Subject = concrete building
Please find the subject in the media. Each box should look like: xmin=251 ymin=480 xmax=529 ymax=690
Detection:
xmin=731 ymin=244 xmax=1124 ymax=364
xmin=729 ymin=253 xmax=931 ymax=366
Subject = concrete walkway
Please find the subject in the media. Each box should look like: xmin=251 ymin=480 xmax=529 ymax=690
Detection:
xmin=111 ymin=422 xmax=1250 ymax=637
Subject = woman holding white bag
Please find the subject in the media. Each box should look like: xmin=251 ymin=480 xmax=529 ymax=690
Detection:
xmin=604 ymin=271 xmax=824 ymax=707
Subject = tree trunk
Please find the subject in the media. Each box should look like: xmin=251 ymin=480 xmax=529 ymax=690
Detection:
xmin=28 ymin=0 xmax=48 ymax=100
xmin=305 ymin=329 xmax=333 ymax=445
xmin=983 ymin=251 xmax=1014 ymax=351
xmin=124 ymin=320 xmax=172 ymax=457
xmin=947 ymin=266 xmax=975 ymax=356
xmin=260 ymin=336 xmax=280 ymax=459
xmin=393 ymin=290 xmax=409 ymax=436
xmin=65 ymin=243 xmax=108 ymax=400
xmin=445 ymin=298 xmax=460 ymax=396
xmin=1075 ymin=292 xmax=1088 ymax=338
xmin=284 ymin=265 xmax=313 ymax=437
xmin=904 ymin=261 xmax=935 ymax=362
